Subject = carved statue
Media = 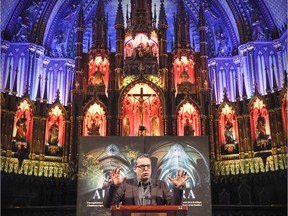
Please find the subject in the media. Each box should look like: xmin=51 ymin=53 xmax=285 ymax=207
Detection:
xmin=151 ymin=115 xmax=160 ymax=136
xmin=184 ymin=119 xmax=195 ymax=136
xmin=130 ymin=45 xmax=141 ymax=60
xmin=251 ymin=13 xmax=267 ymax=40
xmin=256 ymin=113 xmax=267 ymax=140
xmin=14 ymin=1 xmax=39 ymax=42
xmin=53 ymin=30 xmax=65 ymax=57
xmin=224 ymin=120 xmax=234 ymax=144
xmin=123 ymin=116 xmax=130 ymax=136
xmin=216 ymin=32 xmax=229 ymax=56
xmin=89 ymin=68 xmax=104 ymax=85
xmin=142 ymin=42 xmax=153 ymax=58
xmin=14 ymin=113 xmax=30 ymax=169
xmin=87 ymin=120 xmax=100 ymax=136
xmin=48 ymin=121 xmax=59 ymax=146
xmin=15 ymin=114 xmax=27 ymax=141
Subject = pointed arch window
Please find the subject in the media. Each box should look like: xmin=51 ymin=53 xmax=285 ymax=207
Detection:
xmin=12 ymin=100 xmax=33 ymax=157
xmin=218 ymin=104 xmax=239 ymax=155
xmin=45 ymin=105 xmax=65 ymax=156
xmin=177 ymin=102 xmax=200 ymax=136
xmin=250 ymin=98 xmax=271 ymax=151
xmin=83 ymin=103 xmax=106 ymax=136
xmin=121 ymin=83 xmax=162 ymax=136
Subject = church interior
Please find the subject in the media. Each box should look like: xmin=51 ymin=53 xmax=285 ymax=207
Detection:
xmin=1 ymin=0 xmax=287 ymax=215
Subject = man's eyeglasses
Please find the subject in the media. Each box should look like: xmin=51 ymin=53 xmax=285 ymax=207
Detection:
xmin=136 ymin=164 xmax=151 ymax=170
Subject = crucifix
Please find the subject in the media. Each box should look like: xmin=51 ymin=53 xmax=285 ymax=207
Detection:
xmin=128 ymin=87 xmax=156 ymax=127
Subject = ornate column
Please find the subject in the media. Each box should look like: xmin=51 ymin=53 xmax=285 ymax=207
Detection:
xmin=247 ymin=42 xmax=255 ymax=86
xmin=239 ymin=44 xmax=251 ymax=96
xmin=243 ymin=114 xmax=253 ymax=158
xmin=237 ymin=116 xmax=245 ymax=159
xmin=201 ymin=115 xmax=207 ymax=136
xmin=209 ymin=115 xmax=215 ymax=162
xmin=214 ymin=119 xmax=220 ymax=161
xmin=76 ymin=116 xmax=83 ymax=157
xmin=272 ymin=39 xmax=283 ymax=83
xmin=116 ymin=116 xmax=121 ymax=136
xmin=106 ymin=115 xmax=112 ymax=136
xmin=63 ymin=119 xmax=70 ymax=163
xmin=169 ymin=115 xmax=175 ymax=136
xmin=1 ymin=40 xmax=10 ymax=90
xmin=233 ymin=56 xmax=242 ymax=98
xmin=28 ymin=44 xmax=37 ymax=95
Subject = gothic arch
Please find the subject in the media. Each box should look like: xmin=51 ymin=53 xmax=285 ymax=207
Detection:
xmin=45 ymin=103 xmax=67 ymax=157
xmin=15 ymin=97 xmax=36 ymax=115
xmin=248 ymin=95 xmax=271 ymax=151
xmin=82 ymin=99 xmax=107 ymax=136
xmin=216 ymin=102 xmax=239 ymax=155
xmin=176 ymin=98 xmax=201 ymax=136
xmin=119 ymin=80 xmax=164 ymax=136
xmin=12 ymin=97 xmax=35 ymax=156
xmin=47 ymin=102 xmax=68 ymax=119
xmin=120 ymin=79 xmax=165 ymax=109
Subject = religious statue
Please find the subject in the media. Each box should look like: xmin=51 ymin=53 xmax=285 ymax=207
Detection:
xmin=142 ymin=42 xmax=153 ymax=58
xmin=125 ymin=42 xmax=134 ymax=58
xmin=128 ymin=42 xmax=155 ymax=61
xmin=256 ymin=113 xmax=267 ymax=140
xmin=179 ymin=70 xmax=190 ymax=83
xmin=123 ymin=116 xmax=130 ymax=136
xmin=87 ymin=120 xmax=100 ymax=136
xmin=216 ymin=32 xmax=229 ymax=56
xmin=48 ymin=121 xmax=59 ymax=146
xmin=129 ymin=88 xmax=155 ymax=127
xmin=151 ymin=115 xmax=160 ymax=136
xmin=184 ymin=119 xmax=195 ymax=136
xmin=251 ymin=13 xmax=267 ymax=41
xmin=14 ymin=1 xmax=39 ymax=42
xmin=14 ymin=113 xmax=30 ymax=169
xmin=129 ymin=44 xmax=142 ymax=60
xmin=89 ymin=67 xmax=104 ymax=85
xmin=53 ymin=30 xmax=65 ymax=57
xmin=224 ymin=119 xmax=234 ymax=144
xmin=15 ymin=114 xmax=27 ymax=142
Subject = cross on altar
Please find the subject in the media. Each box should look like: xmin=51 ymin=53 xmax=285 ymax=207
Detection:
xmin=128 ymin=87 xmax=156 ymax=127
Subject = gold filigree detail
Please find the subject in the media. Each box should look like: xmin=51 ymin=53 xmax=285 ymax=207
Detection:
xmin=146 ymin=75 xmax=162 ymax=87
xmin=122 ymin=75 xmax=138 ymax=87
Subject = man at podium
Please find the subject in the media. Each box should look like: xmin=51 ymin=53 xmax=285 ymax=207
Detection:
xmin=103 ymin=154 xmax=189 ymax=208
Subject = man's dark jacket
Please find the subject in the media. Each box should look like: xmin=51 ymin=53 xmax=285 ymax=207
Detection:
xmin=103 ymin=178 xmax=183 ymax=208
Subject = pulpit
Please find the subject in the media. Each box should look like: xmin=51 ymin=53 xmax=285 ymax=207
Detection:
xmin=111 ymin=205 xmax=187 ymax=216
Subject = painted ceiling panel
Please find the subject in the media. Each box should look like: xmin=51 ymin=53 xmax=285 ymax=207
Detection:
xmin=1 ymin=0 xmax=19 ymax=31
xmin=1 ymin=0 xmax=286 ymax=59
xmin=263 ymin=0 xmax=287 ymax=32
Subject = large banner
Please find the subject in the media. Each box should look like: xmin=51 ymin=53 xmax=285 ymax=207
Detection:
xmin=77 ymin=136 xmax=211 ymax=216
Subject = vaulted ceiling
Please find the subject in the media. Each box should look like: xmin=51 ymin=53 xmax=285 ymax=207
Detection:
xmin=1 ymin=0 xmax=287 ymax=58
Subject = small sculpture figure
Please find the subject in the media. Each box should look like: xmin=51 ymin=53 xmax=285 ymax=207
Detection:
xmin=224 ymin=119 xmax=234 ymax=143
xmin=87 ymin=120 xmax=100 ymax=136
xmin=184 ymin=119 xmax=195 ymax=136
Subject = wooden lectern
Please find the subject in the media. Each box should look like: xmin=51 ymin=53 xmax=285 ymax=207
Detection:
xmin=111 ymin=205 xmax=187 ymax=216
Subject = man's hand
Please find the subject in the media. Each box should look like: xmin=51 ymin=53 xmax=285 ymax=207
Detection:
xmin=110 ymin=167 xmax=127 ymax=185
xmin=168 ymin=170 xmax=189 ymax=188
